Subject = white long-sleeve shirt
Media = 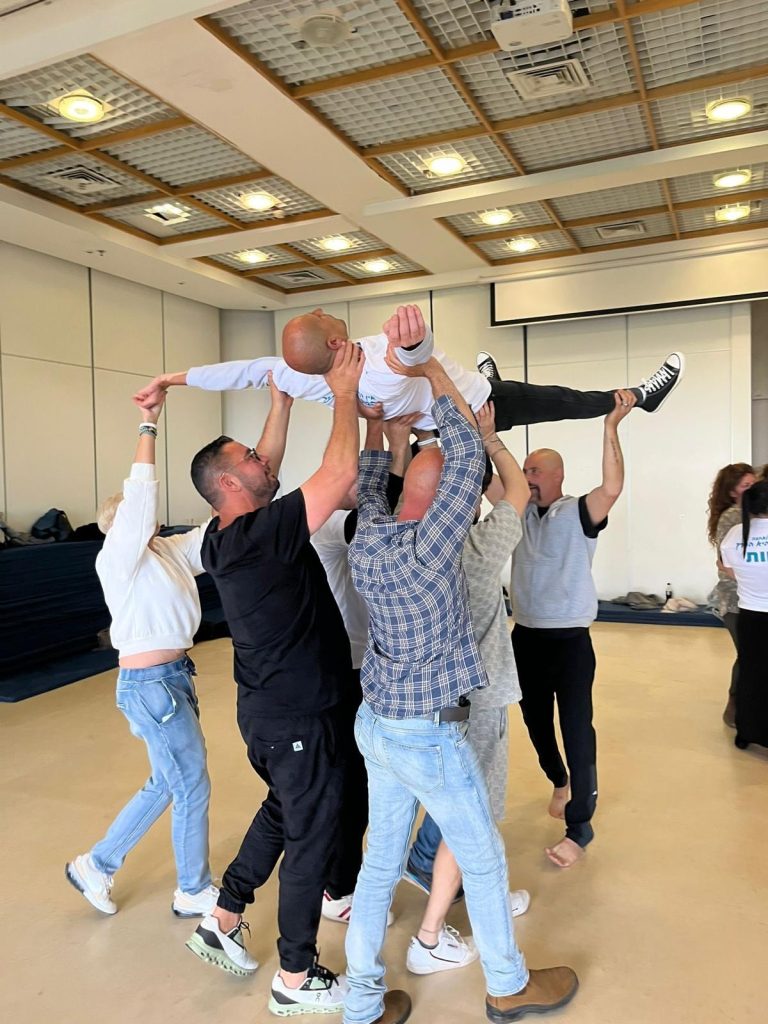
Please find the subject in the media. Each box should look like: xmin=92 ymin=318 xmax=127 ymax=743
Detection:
xmin=96 ymin=463 xmax=210 ymax=657
xmin=187 ymin=328 xmax=491 ymax=431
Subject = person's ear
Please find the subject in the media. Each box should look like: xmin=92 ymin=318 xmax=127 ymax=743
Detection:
xmin=219 ymin=472 xmax=239 ymax=493
xmin=327 ymin=335 xmax=345 ymax=350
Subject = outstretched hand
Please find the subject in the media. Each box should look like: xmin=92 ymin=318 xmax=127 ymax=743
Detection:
xmin=385 ymin=347 xmax=438 ymax=378
xmin=383 ymin=304 xmax=425 ymax=352
xmin=606 ymin=388 xmax=637 ymax=427
xmin=325 ymin=341 xmax=364 ymax=398
xmin=133 ymin=375 xmax=168 ymax=410
xmin=358 ymin=400 xmax=384 ymax=421
xmin=383 ymin=412 xmax=421 ymax=449
xmin=137 ymin=389 xmax=166 ymax=424
xmin=475 ymin=401 xmax=496 ymax=440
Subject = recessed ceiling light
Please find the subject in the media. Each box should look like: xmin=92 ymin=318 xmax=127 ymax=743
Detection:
xmin=236 ymin=249 xmax=270 ymax=264
xmin=238 ymin=191 xmax=278 ymax=212
xmin=479 ymin=209 xmax=514 ymax=227
xmin=55 ymin=91 xmax=105 ymax=124
xmin=427 ymin=155 xmax=466 ymax=177
xmin=363 ymin=259 xmax=391 ymax=274
xmin=507 ymin=237 xmax=540 ymax=253
xmin=714 ymin=203 xmax=751 ymax=223
xmin=706 ymin=97 xmax=752 ymax=123
xmin=144 ymin=203 xmax=190 ymax=225
xmin=713 ymin=169 xmax=752 ymax=190
xmin=320 ymin=235 xmax=352 ymax=252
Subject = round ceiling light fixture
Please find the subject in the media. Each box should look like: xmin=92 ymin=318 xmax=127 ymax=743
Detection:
xmin=363 ymin=258 xmax=391 ymax=273
xmin=712 ymin=169 xmax=752 ymax=190
xmin=239 ymin=191 xmax=278 ymax=212
xmin=706 ymin=97 xmax=752 ymax=123
xmin=55 ymin=92 xmax=105 ymax=123
xmin=298 ymin=10 xmax=352 ymax=47
xmin=479 ymin=209 xmax=514 ymax=227
xmin=507 ymin=237 xmax=540 ymax=253
xmin=320 ymin=235 xmax=353 ymax=252
xmin=714 ymin=203 xmax=751 ymax=223
xmin=427 ymin=155 xmax=466 ymax=177
xmin=236 ymin=249 xmax=270 ymax=264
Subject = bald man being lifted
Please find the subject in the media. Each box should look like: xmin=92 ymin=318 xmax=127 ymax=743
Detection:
xmin=509 ymin=390 xmax=636 ymax=869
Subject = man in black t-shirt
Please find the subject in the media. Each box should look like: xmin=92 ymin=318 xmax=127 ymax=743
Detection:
xmin=183 ymin=347 xmax=369 ymax=1017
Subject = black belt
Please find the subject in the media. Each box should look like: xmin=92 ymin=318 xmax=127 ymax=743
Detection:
xmin=436 ymin=704 xmax=470 ymax=722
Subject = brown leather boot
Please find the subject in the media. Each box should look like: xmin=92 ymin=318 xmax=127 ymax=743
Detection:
xmin=486 ymin=967 xmax=578 ymax=1022
xmin=373 ymin=990 xmax=412 ymax=1024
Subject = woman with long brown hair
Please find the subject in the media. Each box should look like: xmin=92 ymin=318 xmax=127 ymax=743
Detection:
xmin=707 ymin=463 xmax=756 ymax=726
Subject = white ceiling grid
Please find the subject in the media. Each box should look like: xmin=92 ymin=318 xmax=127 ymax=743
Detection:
xmin=570 ymin=211 xmax=675 ymax=248
xmin=335 ymin=254 xmax=421 ymax=278
xmin=477 ymin=231 xmax=572 ymax=259
xmin=102 ymin=198 xmax=228 ymax=236
xmin=103 ymin=126 xmax=261 ymax=187
xmin=445 ymin=202 xmax=552 ymax=235
xmin=652 ymin=76 xmax=768 ymax=146
xmin=3 ymin=150 xmax=149 ymax=206
xmin=377 ymin=136 xmax=516 ymax=193
xmin=209 ymin=247 xmax=301 ymax=271
xmin=677 ymin=201 xmax=768 ymax=233
xmin=0 ymin=119 xmax=60 ymax=161
xmin=290 ymin=229 xmax=383 ymax=258
xmin=551 ymin=181 xmax=667 ymax=220
xmin=193 ymin=175 xmax=325 ymax=221
xmin=670 ymin=165 xmax=767 ymax=203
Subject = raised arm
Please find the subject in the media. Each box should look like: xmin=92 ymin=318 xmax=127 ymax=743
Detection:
xmin=382 ymin=304 xmax=433 ymax=363
xmin=254 ymin=371 xmax=293 ymax=477
xmin=300 ymin=343 xmax=364 ymax=535
xmin=133 ymin=357 xmax=281 ymax=409
xmin=584 ymin=389 xmax=636 ymax=526
xmin=476 ymin=402 xmax=529 ymax=516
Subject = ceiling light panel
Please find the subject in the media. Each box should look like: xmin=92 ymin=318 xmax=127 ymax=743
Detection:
xmin=193 ymin=175 xmax=324 ymax=222
xmin=290 ymin=230 xmax=383 ymax=259
xmin=307 ymin=68 xmax=479 ymax=149
xmin=259 ymin=266 xmax=345 ymax=289
xmin=550 ymin=181 xmax=666 ymax=222
xmin=632 ymin=0 xmax=768 ymax=90
xmin=102 ymin=126 xmax=261 ymax=189
xmin=377 ymin=137 xmax=516 ymax=194
xmin=1 ymin=151 xmax=149 ymax=206
xmin=502 ymin=104 xmax=650 ymax=173
xmin=0 ymin=115 xmax=61 ymax=161
xmin=651 ymin=77 xmax=768 ymax=146
xmin=670 ymin=166 xmax=765 ymax=203
xmin=0 ymin=54 xmax=175 ymax=139
xmin=677 ymin=203 xmax=768 ymax=234
xmin=333 ymin=254 xmax=421 ymax=279
xmin=101 ymin=199 xmax=226 ymax=237
xmin=456 ymin=23 xmax=634 ymax=123
xmin=410 ymin=0 xmax=612 ymax=51
xmin=444 ymin=202 xmax=552 ymax=236
xmin=208 ymin=248 xmax=299 ymax=272
xmin=570 ymin=212 xmax=675 ymax=249
xmin=476 ymin=231 xmax=571 ymax=260
xmin=209 ymin=0 xmax=429 ymax=88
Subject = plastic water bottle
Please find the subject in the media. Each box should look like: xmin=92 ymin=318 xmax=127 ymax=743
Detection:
xmin=665 ymin=582 xmax=673 ymax=601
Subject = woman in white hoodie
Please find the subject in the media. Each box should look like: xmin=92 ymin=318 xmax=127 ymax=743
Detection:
xmin=65 ymin=391 xmax=217 ymax=919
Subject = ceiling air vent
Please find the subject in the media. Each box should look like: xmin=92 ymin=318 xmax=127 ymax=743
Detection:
xmin=279 ymin=270 xmax=327 ymax=285
xmin=506 ymin=59 xmax=590 ymax=100
xmin=596 ymin=221 xmax=647 ymax=241
xmin=44 ymin=165 xmax=122 ymax=195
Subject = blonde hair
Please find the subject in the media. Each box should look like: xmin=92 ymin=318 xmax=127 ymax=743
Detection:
xmin=97 ymin=493 xmax=124 ymax=534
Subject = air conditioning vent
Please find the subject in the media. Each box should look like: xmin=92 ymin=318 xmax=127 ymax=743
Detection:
xmin=506 ymin=59 xmax=590 ymax=99
xmin=44 ymin=165 xmax=122 ymax=195
xmin=596 ymin=221 xmax=647 ymax=241
xmin=279 ymin=270 xmax=326 ymax=285
xmin=0 ymin=0 xmax=52 ymax=19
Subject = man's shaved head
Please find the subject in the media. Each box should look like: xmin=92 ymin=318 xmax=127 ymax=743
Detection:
xmin=398 ymin=447 xmax=445 ymax=522
xmin=281 ymin=307 xmax=349 ymax=375
xmin=523 ymin=447 xmax=565 ymax=508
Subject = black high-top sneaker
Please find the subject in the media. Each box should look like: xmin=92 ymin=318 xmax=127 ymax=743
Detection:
xmin=632 ymin=352 xmax=685 ymax=412
xmin=476 ymin=351 xmax=502 ymax=382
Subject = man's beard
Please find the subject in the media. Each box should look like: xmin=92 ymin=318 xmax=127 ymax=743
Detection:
xmin=245 ymin=476 xmax=280 ymax=503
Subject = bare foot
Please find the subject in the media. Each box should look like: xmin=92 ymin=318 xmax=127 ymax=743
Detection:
xmin=548 ymin=785 xmax=569 ymax=819
xmin=545 ymin=837 xmax=585 ymax=869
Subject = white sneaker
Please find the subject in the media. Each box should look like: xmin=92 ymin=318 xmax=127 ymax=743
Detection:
xmin=509 ymin=889 xmax=531 ymax=917
xmin=172 ymin=884 xmax=220 ymax=918
xmin=321 ymin=890 xmax=394 ymax=928
xmin=268 ymin=961 xmax=347 ymax=1016
xmin=65 ymin=854 xmax=117 ymax=915
xmin=186 ymin=915 xmax=258 ymax=976
xmin=406 ymin=924 xmax=479 ymax=975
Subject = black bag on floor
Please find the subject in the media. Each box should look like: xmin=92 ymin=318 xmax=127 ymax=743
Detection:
xmin=31 ymin=508 xmax=73 ymax=542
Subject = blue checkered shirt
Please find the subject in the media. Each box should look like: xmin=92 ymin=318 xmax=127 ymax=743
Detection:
xmin=349 ymin=394 xmax=488 ymax=718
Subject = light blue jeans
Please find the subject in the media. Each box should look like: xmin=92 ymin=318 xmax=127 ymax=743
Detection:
xmin=344 ymin=701 xmax=528 ymax=1024
xmin=90 ymin=657 xmax=212 ymax=894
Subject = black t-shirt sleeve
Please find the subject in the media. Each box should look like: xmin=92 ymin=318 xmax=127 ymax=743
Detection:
xmin=578 ymin=494 xmax=608 ymax=539
xmin=258 ymin=488 xmax=310 ymax=562
xmin=343 ymin=509 xmax=358 ymax=545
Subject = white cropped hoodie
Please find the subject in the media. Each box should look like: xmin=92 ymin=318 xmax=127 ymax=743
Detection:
xmin=95 ymin=463 xmax=210 ymax=657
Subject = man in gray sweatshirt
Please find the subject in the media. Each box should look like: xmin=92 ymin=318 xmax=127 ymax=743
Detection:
xmin=510 ymin=389 xmax=636 ymax=868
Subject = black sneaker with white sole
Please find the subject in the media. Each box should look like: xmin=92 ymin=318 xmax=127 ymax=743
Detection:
xmin=476 ymin=351 xmax=502 ymax=382
xmin=186 ymin=914 xmax=258 ymax=976
xmin=633 ymin=352 xmax=685 ymax=412
xmin=268 ymin=960 xmax=347 ymax=1016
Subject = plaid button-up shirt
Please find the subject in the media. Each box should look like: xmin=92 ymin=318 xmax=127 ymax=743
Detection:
xmin=349 ymin=394 xmax=488 ymax=718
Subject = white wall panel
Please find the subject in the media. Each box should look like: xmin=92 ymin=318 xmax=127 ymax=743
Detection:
xmin=94 ymin=368 xmax=168 ymax=517
xmin=220 ymin=309 xmax=275 ymax=466
xmin=0 ymin=244 xmax=90 ymax=365
xmin=2 ymin=355 xmax=95 ymax=529
xmin=91 ymin=271 xmax=163 ymax=375
xmin=163 ymin=294 xmax=220 ymax=371
xmin=347 ymin=292 xmax=430 ymax=341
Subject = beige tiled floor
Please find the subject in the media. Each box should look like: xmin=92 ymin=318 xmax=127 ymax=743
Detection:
xmin=1 ymin=623 xmax=766 ymax=1024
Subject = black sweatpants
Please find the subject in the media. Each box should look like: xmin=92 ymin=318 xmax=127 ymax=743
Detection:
xmin=512 ymin=624 xmax=597 ymax=848
xmin=735 ymin=609 xmax=768 ymax=747
xmin=218 ymin=701 xmax=363 ymax=972
xmin=490 ymin=379 xmax=616 ymax=432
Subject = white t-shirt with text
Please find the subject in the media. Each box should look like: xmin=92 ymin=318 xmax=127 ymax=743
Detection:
xmin=720 ymin=518 xmax=768 ymax=612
